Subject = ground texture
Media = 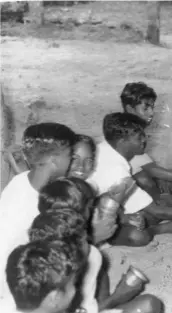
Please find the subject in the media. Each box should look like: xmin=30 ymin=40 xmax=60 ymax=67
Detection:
xmin=1 ymin=1 xmax=172 ymax=312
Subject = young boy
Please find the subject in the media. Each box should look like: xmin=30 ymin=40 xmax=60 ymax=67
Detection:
xmin=5 ymin=238 xmax=84 ymax=313
xmin=88 ymin=112 xmax=172 ymax=247
xmin=28 ymin=209 xmax=162 ymax=313
xmin=4 ymin=122 xmax=76 ymax=186
xmin=120 ymin=82 xmax=172 ymax=199
xmin=0 ymin=125 xmax=76 ymax=300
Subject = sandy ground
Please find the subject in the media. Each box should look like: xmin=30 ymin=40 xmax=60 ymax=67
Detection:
xmin=1 ymin=2 xmax=172 ymax=312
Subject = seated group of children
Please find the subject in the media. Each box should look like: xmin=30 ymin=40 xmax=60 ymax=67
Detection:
xmin=2 ymin=82 xmax=171 ymax=312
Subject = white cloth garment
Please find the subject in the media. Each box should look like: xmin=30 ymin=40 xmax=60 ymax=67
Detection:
xmin=0 ymin=171 xmax=39 ymax=301
xmin=130 ymin=153 xmax=153 ymax=175
xmin=87 ymin=141 xmax=153 ymax=214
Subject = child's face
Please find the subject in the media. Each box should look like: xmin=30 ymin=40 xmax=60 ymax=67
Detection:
xmin=127 ymin=98 xmax=155 ymax=125
xmin=69 ymin=142 xmax=94 ymax=180
xmin=127 ymin=131 xmax=146 ymax=158
xmin=51 ymin=147 xmax=72 ymax=179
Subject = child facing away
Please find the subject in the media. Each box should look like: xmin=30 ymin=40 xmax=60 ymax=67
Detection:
xmin=5 ymin=237 xmax=85 ymax=313
xmin=88 ymin=112 xmax=172 ymax=247
xmin=29 ymin=179 xmax=162 ymax=313
xmin=0 ymin=124 xmax=76 ymax=300
xmin=120 ymin=82 xmax=172 ymax=199
xmin=3 ymin=122 xmax=77 ymax=187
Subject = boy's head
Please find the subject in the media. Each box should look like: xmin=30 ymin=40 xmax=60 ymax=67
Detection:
xmin=22 ymin=123 xmax=77 ymax=179
xmin=38 ymin=178 xmax=84 ymax=214
xmin=120 ymin=82 xmax=157 ymax=125
xmin=103 ymin=112 xmax=146 ymax=160
xmin=23 ymin=140 xmax=72 ymax=180
xmin=69 ymin=134 xmax=96 ymax=180
xmin=23 ymin=122 xmax=76 ymax=149
xmin=6 ymin=239 xmax=83 ymax=313
xmin=38 ymin=177 xmax=95 ymax=220
xmin=29 ymin=209 xmax=86 ymax=245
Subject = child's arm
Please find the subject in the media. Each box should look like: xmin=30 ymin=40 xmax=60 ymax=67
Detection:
xmin=5 ymin=145 xmax=30 ymax=174
xmin=98 ymin=274 xmax=143 ymax=311
xmin=142 ymin=162 xmax=172 ymax=182
xmin=6 ymin=151 xmax=21 ymax=174
xmin=133 ymin=170 xmax=160 ymax=203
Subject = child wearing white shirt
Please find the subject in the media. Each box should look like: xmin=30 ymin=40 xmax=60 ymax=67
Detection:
xmin=0 ymin=128 xmax=75 ymax=302
xmin=120 ymin=82 xmax=172 ymax=199
xmin=5 ymin=238 xmax=85 ymax=313
xmin=88 ymin=112 xmax=172 ymax=247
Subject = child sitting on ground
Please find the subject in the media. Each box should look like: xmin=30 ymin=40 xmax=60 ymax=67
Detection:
xmin=0 ymin=124 xmax=76 ymax=300
xmin=31 ymin=175 xmax=162 ymax=313
xmin=88 ymin=112 xmax=172 ymax=247
xmin=29 ymin=208 xmax=102 ymax=313
xmin=29 ymin=207 xmax=162 ymax=313
xmin=5 ymin=238 xmax=85 ymax=313
xmin=120 ymin=82 xmax=172 ymax=199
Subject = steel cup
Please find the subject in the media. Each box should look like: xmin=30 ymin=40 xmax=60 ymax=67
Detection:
xmin=125 ymin=266 xmax=149 ymax=287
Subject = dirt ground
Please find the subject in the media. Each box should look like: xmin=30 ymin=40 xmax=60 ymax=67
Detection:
xmin=1 ymin=1 xmax=172 ymax=312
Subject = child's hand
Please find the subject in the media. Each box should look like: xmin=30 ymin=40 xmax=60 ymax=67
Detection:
xmin=112 ymin=274 xmax=144 ymax=303
xmin=120 ymin=213 xmax=146 ymax=231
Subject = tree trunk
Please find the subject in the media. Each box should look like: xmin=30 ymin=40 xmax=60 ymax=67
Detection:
xmin=0 ymin=87 xmax=15 ymax=192
xmin=146 ymin=2 xmax=160 ymax=45
xmin=27 ymin=1 xmax=44 ymax=25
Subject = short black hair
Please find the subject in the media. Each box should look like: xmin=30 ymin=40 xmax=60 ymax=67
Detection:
xmin=22 ymin=123 xmax=76 ymax=167
xmin=6 ymin=239 xmax=82 ymax=311
xmin=103 ymin=112 xmax=145 ymax=145
xmin=75 ymin=134 xmax=96 ymax=160
xmin=29 ymin=209 xmax=87 ymax=244
xmin=23 ymin=122 xmax=76 ymax=148
xmin=23 ymin=140 xmax=71 ymax=168
xmin=120 ymin=82 xmax=157 ymax=111
xmin=38 ymin=178 xmax=84 ymax=214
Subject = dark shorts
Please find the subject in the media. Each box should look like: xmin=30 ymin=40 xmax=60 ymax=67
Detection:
xmin=140 ymin=193 xmax=172 ymax=227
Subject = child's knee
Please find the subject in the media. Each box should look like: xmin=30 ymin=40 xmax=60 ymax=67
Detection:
xmin=136 ymin=294 xmax=163 ymax=313
xmin=134 ymin=171 xmax=156 ymax=190
xmin=129 ymin=229 xmax=153 ymax=247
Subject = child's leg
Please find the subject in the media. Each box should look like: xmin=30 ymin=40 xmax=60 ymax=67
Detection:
xmin=156 ymin=178 xmax=172 ymax=194
xmin=108 ymin=225 xmax=153 ymax=247
xmin=117 ymin=294 xmax=163 ymax=313
xmin=144 ymin=201 xmax=172 ymax=222
xmin=150 ymin=220 xmax=172 ymax=235
xmin=96 ymin=255 xmax=110 ymax=303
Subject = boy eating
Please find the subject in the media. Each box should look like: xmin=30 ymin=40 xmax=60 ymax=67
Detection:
xmin=88 ymin=112 xmax=172 ymax=247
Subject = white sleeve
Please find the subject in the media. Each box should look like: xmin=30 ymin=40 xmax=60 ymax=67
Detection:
xmin=130 ymin=153 xmax=153 ymax=175
xmin=88 ymin=167 xmax=130 ymax=196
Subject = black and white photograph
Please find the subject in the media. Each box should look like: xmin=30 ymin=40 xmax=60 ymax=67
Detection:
xmin=1 ymin=1 xmax=172 ymax=312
